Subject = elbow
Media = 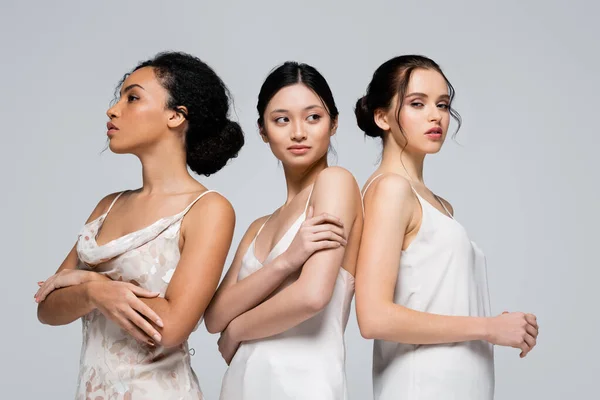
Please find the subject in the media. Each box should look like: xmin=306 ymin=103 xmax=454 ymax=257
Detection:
xmin=37 ymin=303 xmax=54 ymax=326
xmin=159 ymin=329 xmax=190 ymax=349
xmin=303 ymin=288 xmax=333 ymax=314
xmin=356 ymin=301 xmax=385 ymax=340
xmin=357 ymin=317 xmax=380 ymax=340
xmin=203 ymin=306 xmax=226 ymax=334
xmin=204 ymin=317 xmax=223 ymax=335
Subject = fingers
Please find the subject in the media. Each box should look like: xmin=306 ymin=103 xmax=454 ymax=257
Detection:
xmin=525 ymin=322 xmax=538 ymax=339
xmin=125 ymin=307 xmax=162 ymax=343
xmin=127 ymin=284 xmax=160 ymax=299
xmin=217 ymin=338 xmax=229 ymax=365
xmin=310 ymin=223 xmax=346 ymax=239
xmin=525 ymin=313 xmax=538 ymax=330
xmin=306 ymin=213 xmax=344 ymax=228
xmin=35 ymin=278 xmax=57 ymax=303
xmin=314 ymin=240 xmax=344 ymax=251
xmin=312 ymin=231 xmax=347 ymax=246
xmin=520 ymin=333 xmax=536 ymax=358
xmin=130 ymin=297 xmax=164 ymax=328
xmin=116 ymin=315 xmax=156 ymax=346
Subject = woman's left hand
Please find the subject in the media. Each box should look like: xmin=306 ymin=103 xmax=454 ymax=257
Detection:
xmin=35 ymin=270 xmax=105 ymax=303
xmin=218 ymin=324 xmax=241 ymax=365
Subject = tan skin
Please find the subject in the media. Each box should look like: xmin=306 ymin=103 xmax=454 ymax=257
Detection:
xmin=204 ymin=83 xmax=363 ymax=364
xmin=36 ymin=67 xmax=235 ymax=348
xmin=356 ymin=68 xmax=539 ymax=358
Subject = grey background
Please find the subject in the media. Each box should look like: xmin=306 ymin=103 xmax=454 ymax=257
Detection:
xmin=1 ymin=0 xmax=598 ymax=398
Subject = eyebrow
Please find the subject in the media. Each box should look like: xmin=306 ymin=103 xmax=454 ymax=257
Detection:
xmin=121 ymin=84 xmax=145 ymax=94
xmin=270 ymin=105 xmax=324 ymax=114
xmin=405 ymin=92 xmax=450 ymax=101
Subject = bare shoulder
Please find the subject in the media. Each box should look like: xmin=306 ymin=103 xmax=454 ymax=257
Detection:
xmin=364 ymin=173 xmax=415 ymax=205
xmin=363 ymin=174 xmax=416 ymax=228
xmin=314 ymin=166 xmax=361 ymax=196
xmin=246 ymin=214 xmax=271 ymax=237
xmin=185 ymin=191 xmax=235 ymax=225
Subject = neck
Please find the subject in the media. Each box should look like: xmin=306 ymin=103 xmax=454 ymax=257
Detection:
xmin=281 ymin=155 xmax=328 ymax=205
xmin=137 ymin=138 xmax=196 ymax=194
xmin=379 ymin=135 xmax=425 ymax=183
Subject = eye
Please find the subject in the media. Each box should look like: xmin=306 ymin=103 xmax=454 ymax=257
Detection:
xmin=437 ymin=103 xmax=449 ymax=110
xmin=307 ymin=114 xmax=322 ymax=122
xmin=410 ymin=102 xmax=424 ymax=108
xmin=127 ymin=94 xmax=139 ymax=102
xmin=274 ymin=116 xmax=289 ymax=124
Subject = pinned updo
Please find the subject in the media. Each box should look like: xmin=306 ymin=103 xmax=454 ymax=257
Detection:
xmin=355 ymin=55 xmax=461 ymax=140
xmin=117 ymin=51 xmax=244 ymax=176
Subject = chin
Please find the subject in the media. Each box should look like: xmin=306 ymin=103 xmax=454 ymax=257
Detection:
xmin=426 ymin=145 xmax=444 ymax=154
xmin=107 ymin=138 xmax=134 ymax=154
xmin=282 ymin=154 xmax=325 ymax=170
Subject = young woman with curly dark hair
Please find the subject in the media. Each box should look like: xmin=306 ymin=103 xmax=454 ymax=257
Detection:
xmin=35 ymin=51 xmax=244 ymax=399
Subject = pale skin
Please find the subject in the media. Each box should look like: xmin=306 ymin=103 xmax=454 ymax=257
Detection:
xmin=355 ymin=68 xmax=539 ymax=358
xmin=36 ymin=66 xmax=235 ymax=348
xmin=204 ymin=83 xmax=363 ymax=364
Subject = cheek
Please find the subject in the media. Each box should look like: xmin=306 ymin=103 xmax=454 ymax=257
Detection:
xmin=265 ymin=125 xmax=288 ymax=145
xmin=127 ymin=103 xmax=163 ymax=125
xmin=310 ymin=123 xmax=331 ymax=142
xmin=263 ymin=126 xmax=289 ymax=155
xmin=398 ymin=108 xmax=422 ymax=135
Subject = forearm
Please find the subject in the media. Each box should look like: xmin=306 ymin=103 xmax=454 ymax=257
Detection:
xmin=359 ymin=301 xmax=489 ymax=344
xmin=37 ymin=283 xmax=96 ymax=326
xmin=204 ymin=255 xmax=292 ymax=333
xmin=228 ymin=282 xmax=321 ymax=342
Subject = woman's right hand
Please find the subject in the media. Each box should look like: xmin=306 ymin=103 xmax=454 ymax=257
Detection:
xmin=280 ymin=206 xmax=347 ymax=271
xmin=486 ymin=311 xmax=539 ymax=357
xmin=87 ymin=281 xmax=165 ymax=346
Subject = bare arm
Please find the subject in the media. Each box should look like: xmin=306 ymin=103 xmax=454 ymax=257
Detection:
xmin=356 ymin=174 xmax=537 ymax=355
xmin=204 ymin=216 xmax=296 ymax=334
xmin=134 ymin=193 xmax=236 ymax=348
xmin=37 ymin=193 xmax=120 ymax=325
xmin=227 ymin=167 xmax=360 ymax=342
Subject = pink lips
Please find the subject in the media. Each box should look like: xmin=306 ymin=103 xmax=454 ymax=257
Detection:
xmin=288 ymin=145 xmax=311 ymax=155
xmin=107 ymin=122 xmax=119 ymax=137
xmin=425 ymin=127 xmax=443 ymax=140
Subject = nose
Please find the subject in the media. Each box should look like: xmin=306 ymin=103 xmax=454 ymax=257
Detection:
xmin=428 ymin=104 xmax=442 ymax=123
xmin=291 ymin=120 xmax=307 ymax=141
xmin=106 ymin=102 xmax=120 ymax=119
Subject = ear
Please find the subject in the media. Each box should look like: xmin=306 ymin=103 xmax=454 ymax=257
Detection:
xmin=330 ymin=117 xmax=339 ymax=137
xmin=167 ymin=106 xmax=188 ymax=129
xmin=374 ymin=108 xmax=391 ymax=132
xmin=258 ymin=124 xmax=269 ymax=143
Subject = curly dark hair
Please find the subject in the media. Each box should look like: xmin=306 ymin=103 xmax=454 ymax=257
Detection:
xmin=116 ymin=51 xmax=244 ymax=176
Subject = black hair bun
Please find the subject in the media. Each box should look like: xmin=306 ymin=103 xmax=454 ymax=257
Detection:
xmin=186 ymin=120 xmax=244 ymax=176
xmin=354 ymin=96 xmax=382 ymax=138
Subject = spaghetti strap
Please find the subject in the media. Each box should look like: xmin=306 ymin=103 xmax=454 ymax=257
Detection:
xmin=106 ymin=191 xmax=126 ymax=215
xmin=255 ymin=214 xmax=273 ymax=238
xmin=180 ymin=190 xmax=218 ymax=216
xmin=361 ymin=174 xmax=394 ymax=215
xmin=362 ymin=174 xmax=385 ymax=198
xmin=303 ymin=184 xmax=315 ymax=214
xmin=434 ymin=194 xmax=454 ymax=219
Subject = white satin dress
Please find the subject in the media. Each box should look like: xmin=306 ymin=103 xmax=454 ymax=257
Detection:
xmin=365 ymin=175 xmax=495 ymax=400
xmin=220 ymin=190 xmax=356 ymax=399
